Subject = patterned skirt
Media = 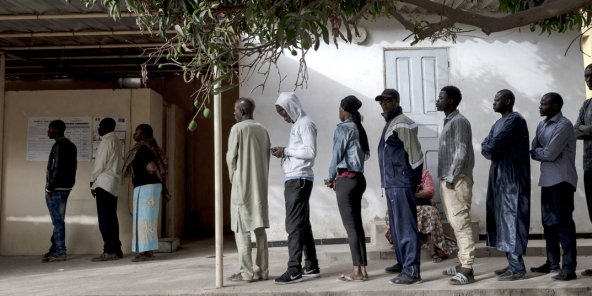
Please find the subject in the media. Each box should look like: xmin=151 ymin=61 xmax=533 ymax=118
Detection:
xmin=132 ymin=183 xmax=162 ymax=253
xmin=416 ymin=204 xmax=458 ymax=256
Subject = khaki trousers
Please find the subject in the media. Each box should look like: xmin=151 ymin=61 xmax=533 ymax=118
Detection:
xmin=440 ymin=176 xmax=475 ymax=268
xmin=234 ymin=227 xmax=268 ymax=280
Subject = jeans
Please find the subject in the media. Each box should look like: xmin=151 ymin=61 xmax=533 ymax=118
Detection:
xmin=45 ymin=190 xmax=70 ymax=256
xmin=506 ymin=252 xmax=526 ymax=273
xmin=95 ymin=187 xmax=122 ymax=254
xmin=284 ymin=178 xmax=318 ymax=273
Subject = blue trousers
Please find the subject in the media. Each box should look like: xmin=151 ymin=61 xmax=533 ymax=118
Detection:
xmin=386 ymin=187 xmax=421 ymax=277
xmin=45 ymin=190 xmax=70 ymax=256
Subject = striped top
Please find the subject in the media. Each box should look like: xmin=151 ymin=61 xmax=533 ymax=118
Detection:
xmin=438 ymin=110 xmax=474 ymax=183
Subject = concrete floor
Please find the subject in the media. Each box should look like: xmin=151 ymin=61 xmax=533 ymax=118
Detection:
xmin=1 ymin=238 xmax=592 ymax=296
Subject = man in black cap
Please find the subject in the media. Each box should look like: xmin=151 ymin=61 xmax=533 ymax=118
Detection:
xmin=375 ymin=89 xmax=424 ymax=276
xmin=376 ymin=89 xmax=422 ymax=284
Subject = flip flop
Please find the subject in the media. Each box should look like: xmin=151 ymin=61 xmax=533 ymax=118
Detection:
xmin=336 ymin=274 xmax=366 ymax=282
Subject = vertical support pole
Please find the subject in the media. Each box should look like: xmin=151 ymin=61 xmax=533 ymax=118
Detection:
xmin=0 ymin=52 xmax=5 ymax=236
xmin=213 ymin=68 xmax=224 ymax=288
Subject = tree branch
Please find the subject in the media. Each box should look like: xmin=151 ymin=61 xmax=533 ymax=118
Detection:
xmin=398 ymin=0 xmax=591 ymax=35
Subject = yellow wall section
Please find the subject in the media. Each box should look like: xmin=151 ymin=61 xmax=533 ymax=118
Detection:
xmin=0 ymin=89 xmax=162 ymax=255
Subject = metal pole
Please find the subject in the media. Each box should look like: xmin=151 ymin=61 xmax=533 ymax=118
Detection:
xmin=213 ymin=68 xmax=224 ymax=288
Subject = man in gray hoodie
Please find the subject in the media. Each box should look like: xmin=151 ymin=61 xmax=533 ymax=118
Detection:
xmin=271 ymin=92 xmax=320 ymax=285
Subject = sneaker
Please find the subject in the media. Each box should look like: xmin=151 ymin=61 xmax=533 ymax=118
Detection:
xmin=530 ymin=262 xmax=560 ymax=273
xmin=42 ymin=254 xmax=66 ymax=263
xmin=497 ymin=269 xmax=526 ymax=281
xmin=303 ymin=266 xmax=320 ymax=278
xmin=131 ymin=251 xmax=155 ymax=262
xmin=389 ymin=273 xmax=422 ymax=285
xmin=41 ymin=252 xmax=52 ymax=259
xmin=581 ymin=269 xmax=592 ymax=276
xmin=274 ymin=270 xmax=303 ymax=285
xmin=385 ymin=263 xmax=403 ymax=273
xmin=552 ymin=271 xmax=577 ymax=281
xmin=494 ymin=266 xmax=509 ymax=276
xmin=91 ymin=253 xmax=119 ymax=262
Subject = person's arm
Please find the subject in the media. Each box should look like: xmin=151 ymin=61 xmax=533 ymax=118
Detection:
xmin=531 ymin=121 xmax=571 ymax=162
xmin=483 ymin=114 xmax=525 ymax=160
xmin=481 ymin=127 xmax=494 ymax=161
xmin=445 ymin=118 xmax=471 ymax=184
xmin=574 ymin=100 xmax=592 ymax=139
xmin=326 ymin=125 xmax=347 ymax=187
xmin=90 ymin=139 xmax=110 ymax=184
xmin=284 ymin=124 xmax=317 ymax=160
xmin=225 ymin=125 xmax=239 ymax=183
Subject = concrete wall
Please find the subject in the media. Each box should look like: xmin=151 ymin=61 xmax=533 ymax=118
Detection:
xmin=239 ymin=19 xmax=589 ymax=241
xmin=0 ymin=89 xmax=163 ymax=255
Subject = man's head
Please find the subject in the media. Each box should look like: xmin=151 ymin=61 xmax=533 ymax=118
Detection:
xmin=133 ymin=123 xmax=153 ymax=142
xmin=436 ymin=85 xmax=462 ymax=112
xmin=48 ymin=120 xmax=66 ymax=140
xmin=375 ymin=89 xmax=400 ymax=113
xmin=585 ymin=64 xmax=592 ymax=91
xmin=275 ymin=92 xmax=303 ymax=124
xmin=233 ymin=97 xmax=255 ymax=122
xmin=493 ymin=89 xmax=515 ymax=114
xmin=98 ymin=117 xmax=116 ymax=137
xmin=539 ymin=92 xmax=563 ymax=117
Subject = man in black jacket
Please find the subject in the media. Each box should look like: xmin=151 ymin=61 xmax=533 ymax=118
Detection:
xmin=42 ymin=120 xmax=77 ymax=263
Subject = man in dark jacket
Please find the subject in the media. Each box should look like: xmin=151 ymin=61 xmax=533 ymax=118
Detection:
xmin=43 ymin=120 xmax=77 ymax=263
xmin=481 ymin=89 xmax=530 ymax=281
xmin=377 ymin=96 xmax=421 ymax=285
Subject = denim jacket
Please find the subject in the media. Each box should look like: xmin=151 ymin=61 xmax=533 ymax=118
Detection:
xmin=327 ymin=120 xmax=365 ymax=181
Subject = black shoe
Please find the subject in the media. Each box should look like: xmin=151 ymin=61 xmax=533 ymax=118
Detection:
xmin=552 ymin=271 xmax=577 ymax=281
xmin=41 ymin=254 xmax=66 ymax=263
xmin=497 ymin=269 xmax=526 ymax=281
xmin=302 ymin=266 xmax=320 ymax=278
xmin=41 ymin=252 xmax=52 ymax=259
xmin=581 ymin=269 xmax=592 ymax=276
xmin=274 ymin=270 xmax=303 ymax=285
xmin=530 ymin=262 xmax=560 ymax=273
xmin=389 ymin=273 xmax=422 ymax=285
xmin=385 ymin=263 xmax=402 ymax=273
xmin=494 ymin=266 xmax=509 ymax=276
xmin=115 ymin=250 xmax=124 ymax=258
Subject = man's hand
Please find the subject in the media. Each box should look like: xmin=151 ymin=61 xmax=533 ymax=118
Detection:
xmin=91 ymin=189 xmax=96 ymax=198
xmin=579 ymin=125 xmax=592 ymax=135
xmin=324 ymin=179 xmax=335 ymax=191
xmin=271 ymin=146 xmax=285 ymax=158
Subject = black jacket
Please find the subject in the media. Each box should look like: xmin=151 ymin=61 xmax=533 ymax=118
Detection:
xmin=378 ymin=109 xmax=415 ymax=188
xmin=46 ymin=137 xmax=77 ymax=191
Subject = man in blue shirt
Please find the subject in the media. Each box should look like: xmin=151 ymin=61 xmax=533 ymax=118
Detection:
xmin=530 ymin=92 xmax=578 ymax=281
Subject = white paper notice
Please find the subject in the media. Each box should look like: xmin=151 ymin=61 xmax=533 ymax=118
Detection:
xmin=27 ymin=117 xmax=92 ymax=161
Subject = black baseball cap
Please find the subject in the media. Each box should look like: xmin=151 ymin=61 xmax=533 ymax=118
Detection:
xmin=375 ymin=89 xmax=400 ymax=101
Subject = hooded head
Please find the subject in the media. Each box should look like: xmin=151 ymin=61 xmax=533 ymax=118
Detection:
xmin=275 ymin=92 xmax=305 ymax=123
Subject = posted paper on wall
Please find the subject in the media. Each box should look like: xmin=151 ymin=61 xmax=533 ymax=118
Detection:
xmin=27 ymin=117 xmax=92 ymax=161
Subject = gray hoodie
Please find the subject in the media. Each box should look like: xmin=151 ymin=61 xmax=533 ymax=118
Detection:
xmin=275 ymin=92 xmax=317 ymax=179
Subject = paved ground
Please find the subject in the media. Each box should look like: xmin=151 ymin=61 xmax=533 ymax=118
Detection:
xmin=1 ymin=238 xmax=592 ymax=296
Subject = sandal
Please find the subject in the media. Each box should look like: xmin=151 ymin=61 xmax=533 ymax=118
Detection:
xmin=336 ymin=273 xmax=366 ymax=282
xmin=442 ymin=264 xmax=461 ymax=276
xmin=449 ymin=269 xmax=475 ymax=285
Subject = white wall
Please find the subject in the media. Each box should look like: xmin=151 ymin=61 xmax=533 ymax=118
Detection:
xmin=239 ymin=19 xmax=588 ymax=241
xmin=0 ymin=89 xmax=163 ymax=255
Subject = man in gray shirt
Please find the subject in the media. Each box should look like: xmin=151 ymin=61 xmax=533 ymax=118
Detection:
xmin=575 ymin=64 xmax=592 ymax=277
xmin=436 ymin=86 xmax=476 ymax=285
xmin=530 ymin=92 xmax=578 ymax=281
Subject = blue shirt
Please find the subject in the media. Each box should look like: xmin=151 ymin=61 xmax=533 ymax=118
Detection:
xmin=327 ymin=120 xmax=365 ymax=180
xmin=531 ymin=112 xmax=578 ymax=188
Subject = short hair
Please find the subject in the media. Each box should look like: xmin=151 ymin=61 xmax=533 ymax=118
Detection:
xmin=586 ymin=64 xmax=592 ymax=72
xmin=543 ymin=92 xmax=564 ymax=109
xmin=49 ymin=120 xmax=66 ymax=133
xmin=237 ymin=97 xmax=255 ymax=113
xmin=497 ymin=89 xmax=515 ymax=106
xmin=441 ymin=85 xmax=462 ymax=107
xmin=136 ymin=124 xmax=154 ymax=139
xmin=100 ymin=117 xmax=116 ymax=132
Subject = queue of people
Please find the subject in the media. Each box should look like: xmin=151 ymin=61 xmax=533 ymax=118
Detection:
xmin=40 ymin=64 xmax=592 ymax=287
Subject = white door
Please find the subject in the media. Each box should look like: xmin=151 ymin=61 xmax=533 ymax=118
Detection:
xmin=384 ymin=48 xmax=448 ymax=204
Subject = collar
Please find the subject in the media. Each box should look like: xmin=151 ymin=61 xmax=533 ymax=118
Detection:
xmin=381 ymin=106 xmax=402 ymax=122
xmin=444 ymin=109 xmax=460 ymax=121
xmin=545 ymin=111 xmax=563 ymax=124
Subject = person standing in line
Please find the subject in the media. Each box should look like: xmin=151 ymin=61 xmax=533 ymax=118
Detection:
xmin=377 ymin=93 xmax=422 ymax=285
xmin=226 ymin=97 xmax=271 ymax=282
xmin=324 ymin=96 xmax=370 ymax=282
xmin=374 ymin=88 xmax=424 ymax=275
xmin=42 ymin=119 xmax=77 ymax=263
xmin=436 ymin=86 xmax=476 ymax=285
xmin=123 ymin=124 xmax=170 ymax=262
xmin=576 ymin=64 xmax=592 ymax=277
xmin=481 ymin=90 xmax=531 ymax=281
xmin=90 ymin=118 xmax=124 ymax=262
xmin=271 ymin=92 xmax=320 ymax=285
xmin=530 ymin=92 xmax=578 ymax=281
